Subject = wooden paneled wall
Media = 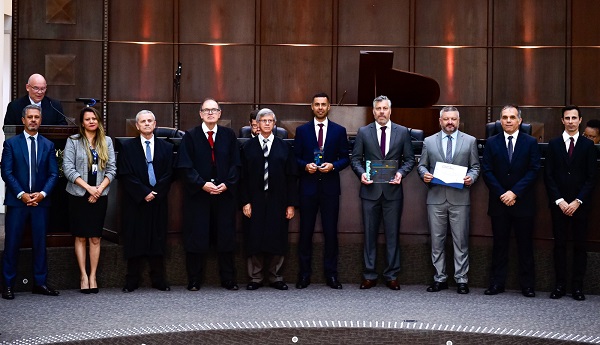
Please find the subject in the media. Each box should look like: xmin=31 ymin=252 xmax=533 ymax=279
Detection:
xmin=11 ymin=0 xmax=600 ymax=139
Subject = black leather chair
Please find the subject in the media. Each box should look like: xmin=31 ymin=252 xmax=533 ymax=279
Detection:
xmin=154 ymin=127 xmax=185 ymax=139
xmin=407 ymin=128 xmax=424 ymax=141
xmin=239 ymin=126 xmax=288 ymax=139
xmin=485 ymin=120 xmax=532 ymax=138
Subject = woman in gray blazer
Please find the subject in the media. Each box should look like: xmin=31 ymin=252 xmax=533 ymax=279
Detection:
xmin=62 ymin=107 xmax=116 ymax=293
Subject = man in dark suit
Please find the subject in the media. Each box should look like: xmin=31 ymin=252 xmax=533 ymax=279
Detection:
xmin=239 ymin=109 xmax=289 ymax=139
xmin=350 ymin=95 xmax=415 ymax=290
xmin=294 ymin=93 xmax=349 ymax=289
xmin=417 ymin=106 xmax=480 ymax=294
xmin=118 ymin=110 xmax=174 ymax=293
xmin=482 ymin=104 xmax=541 ymax=298
xmin=1 ymin=105 xmax=59 ymax=300
xmin=177 ymin=98 xmax=241 ymax=291
xmin=241 ymin=108 xmax=298 ymax=291
xmin=4 ymin=74 xmax=68 ymax=128
xmin=544 ymin=105 xmax=597 ymax=301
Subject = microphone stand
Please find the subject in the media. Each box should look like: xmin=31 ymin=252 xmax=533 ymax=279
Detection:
xmin=173 ymin=62 xmax=181 ymax=129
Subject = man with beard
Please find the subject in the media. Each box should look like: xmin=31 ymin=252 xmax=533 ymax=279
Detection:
xmin=294 ymin=93 xmax=349 ymax=289
xmin=417 ymin=106 xmax=480 ymax=294
xmin=350 ymin=95 xmax=415 ymax=290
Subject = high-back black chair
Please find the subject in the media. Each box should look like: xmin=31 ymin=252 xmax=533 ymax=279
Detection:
xmin=154 ymin=127 xmax=185 ymax=139
xmin=407 ymin=128 xmax=424 ymax=141
xmin=485 ymin=121 xmax=532 ymax=138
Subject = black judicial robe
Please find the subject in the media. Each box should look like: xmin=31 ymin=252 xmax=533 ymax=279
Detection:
xmin=177 ymin=125 xmax=240 ymax=253
xmin=240 ymin=136 xmax=298 ymax=256
xmin=118 ymin=137 xmax=174 ymax=259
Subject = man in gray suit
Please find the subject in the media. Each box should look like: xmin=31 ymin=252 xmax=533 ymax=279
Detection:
xmin=351 ymin=95 xmax=415 ymax=290
xmin=417 ymin=106 xmax=480 ymax=294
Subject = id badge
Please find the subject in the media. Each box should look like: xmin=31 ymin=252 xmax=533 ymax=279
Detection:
xmin=91 ymin=164 xmax=98 ymax=175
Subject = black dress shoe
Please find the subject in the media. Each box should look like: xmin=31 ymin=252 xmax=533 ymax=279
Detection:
xmin=572 ymin=289 xmax=586 ymax=301
xmin=122 ymin=287 xmax=136 ymax=293
xmin=32 ymin=285 xmax=60 ymax=296
xmin=549 ymin=286 xmax=566 ymax=299
xmin=187 ymin=281 xmax=201 ymax=291
xmin=295 ymin=277 xmax=310 ymax=289
xmin=152 ymin=283 xmax=171 ymax=291
xmin=221 ymin=281 xmax=239 ymax=291
xmin=457 ymin=283 xmax=469 ymax=294
xmin=522 ymin=287 xmax=535 ymax=297
xmin=80 ymin=288 xmax=91 ymax=294
xmin=484 ymin=285 xmax=505 ymax=295
xmin=426 ymin=281 xmax=448 ymax=292
xmin=270 ymin=281 xmax=289 ymax=290
xmin=89 ymin=288 xmax=99 ymax=294
xmin=326 ymin=277 xmax=343 ymax=289
xmin=246 ymin=282 xmax=263 ymax=290
xmin=2 ymin=287 xmax=14 ymax=300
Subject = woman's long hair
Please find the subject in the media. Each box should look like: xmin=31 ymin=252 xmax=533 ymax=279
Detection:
xmin=76 ymin=107 xmax=109 ymax=170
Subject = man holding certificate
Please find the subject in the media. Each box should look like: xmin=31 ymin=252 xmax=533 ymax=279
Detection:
xmin=351 ymin=95 xmax=415 ymax=290
xmin=417 ymin=106 xmax=480 ymax=294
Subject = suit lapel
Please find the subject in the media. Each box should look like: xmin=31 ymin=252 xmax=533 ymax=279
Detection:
xmin=454 ymin=131 xmax=465 ymax=160
xmin=368 ymin=124 xmax=383 ymax=159
xmin=18 ymin=134 xmax=30 ymax=166
xmin=435 ymin=132 xmax=444 ymax=159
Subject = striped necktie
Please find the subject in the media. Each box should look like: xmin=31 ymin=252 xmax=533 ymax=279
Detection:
xmin=263 ymin=138 xmax=269 ymax=191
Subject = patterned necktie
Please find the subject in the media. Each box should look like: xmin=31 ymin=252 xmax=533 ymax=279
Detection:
xmin=317 ymin=123 xmax=324 ymax=149
xmin=507 ymin=136 xmax=514 ymax=162
xmin=207 ymin=131 xmax=215 ymax=164
xmin=568 ymin=137 xmax=574 ymax=159
xmin=29 ymin=136 xmax=37 ymax=192
xmin=445 ymin=135 xmax=453 ymax=163
xmin=380 ymin=126 xmax=387 ymax=157
xmin=145 ymin=140 xmax=156 ymax=186
xmin=263 ymin=138 xmax=269 ymax=191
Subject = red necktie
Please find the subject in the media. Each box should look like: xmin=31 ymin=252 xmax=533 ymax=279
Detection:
xmin=317 ymin=123 xmax=324 ymax=149
xmin=568 ymin=137 xmax=574 ymax=159
xmin=380 ymin=126 xmax=387 ymax=158
xmin=207 ymin=131 xmax=215 ymax=163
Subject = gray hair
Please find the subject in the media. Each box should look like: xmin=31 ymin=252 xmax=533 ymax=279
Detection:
xmin=135 ymin=110 xmax=156 ymax=122
xmin=373 ymin=95 xmax=392 ymax=108
xmin=256 ymin=108 xmax=277 ymax=122
xmin=501 ymin=104 xmax=521 ymax=118
xmin=439 ymin=106 xmax=459 ymax=118
xmin=22 ymin=104 xmax=42 ymax=118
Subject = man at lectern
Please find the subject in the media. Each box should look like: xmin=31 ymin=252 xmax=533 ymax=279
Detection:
xmin=4 ymin=73 xmax=68 ymax=128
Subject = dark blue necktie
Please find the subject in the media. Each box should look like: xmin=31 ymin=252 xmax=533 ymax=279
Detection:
xmin=29 ymin=136 xmax=37 ymax=192
xmin=145 ymin=141 xmax=156 ymax=186
xmin=507 ymin=136 xmax=514 ymax=162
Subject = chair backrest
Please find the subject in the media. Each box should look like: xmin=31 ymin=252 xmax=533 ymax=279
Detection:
xmin=238 ymin=126 xmax=288 ymax=139
xmin=407 ymin=128 xmax=424 ymax=141
xmin=154 ymin=127 xmax=185 ymax=139
xmin=485 ymin=120 xmax=532 ymax=138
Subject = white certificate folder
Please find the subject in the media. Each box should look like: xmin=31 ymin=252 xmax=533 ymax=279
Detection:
xmin=430 ymin=162 xmax=468 ymax=189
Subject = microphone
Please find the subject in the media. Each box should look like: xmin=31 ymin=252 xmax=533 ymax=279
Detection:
xmin=76 ymin=98 xmax=97 ymax=106
xmin=176 ymin=62 xmax=182 ymax=77
xmin=49 ymin=100 xmax=77 ymax=126
xmin=338 ymin=90 xmax=347 ymax=106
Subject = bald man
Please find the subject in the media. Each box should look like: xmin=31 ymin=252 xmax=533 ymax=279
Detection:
xmin=4 ymin=74 xmax=67 ymax=128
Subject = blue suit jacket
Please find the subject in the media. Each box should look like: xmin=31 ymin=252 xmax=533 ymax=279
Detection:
xmin=1 ymin=132 xmax=59 ymax=207
xmin=482 ymin=131 xmax=541 ymax=217
xmin=294 ymin=119 xmax=349 ymax=196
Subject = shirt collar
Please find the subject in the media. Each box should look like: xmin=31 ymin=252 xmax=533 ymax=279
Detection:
xmin=202 ymin=122 xmax=218 ymax=134
xmin=28 ymin=97 xmax=41 ymax=106
xmin=140 ymin=135 xmax=154 ymax=145
xmin=562 ymin=131 xmax=579 ymax=142
xmin=258 ymin=133 xmax=275 ymax=142
xmin=24 ymin=132 xmax=39 ymax=140
xmin=375 ymin=121 xmax=391 ymax=130
xmin=504 ymin=130 xmax=519 ymax=140
xmin=314 ymin=118 xmax=328 ymax=127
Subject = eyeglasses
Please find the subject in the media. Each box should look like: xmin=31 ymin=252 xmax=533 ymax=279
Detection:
xmin=259 ymin=119 xmax=274 ymax=124
xmin=201 ymin=108 xmax=221 ymax=114
xmin=28 ymin=85 xmax=47 ymax=93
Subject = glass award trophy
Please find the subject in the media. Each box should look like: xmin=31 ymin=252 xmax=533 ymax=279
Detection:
xmin=366 ymin=160 xmax=398 ymax=183
xmin=314 ymin=149 xmax=324 ymax=166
